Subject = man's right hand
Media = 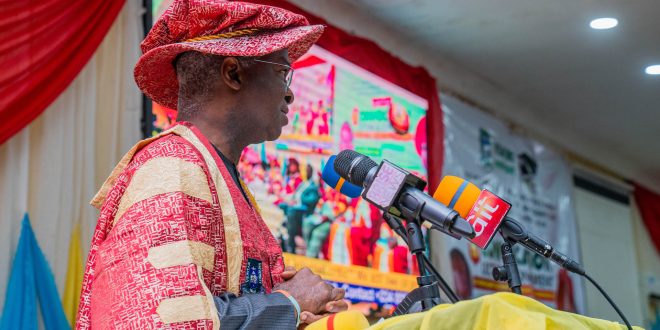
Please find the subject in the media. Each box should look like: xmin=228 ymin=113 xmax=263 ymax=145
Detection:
xmin=273 ymin=267 xmax=344 ymax=315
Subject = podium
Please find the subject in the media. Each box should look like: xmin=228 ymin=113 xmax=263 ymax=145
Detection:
xmin=367 ymin=292 xmax=638 ymax=330
xmin=308 ymin=292 xmax=640 ymax=329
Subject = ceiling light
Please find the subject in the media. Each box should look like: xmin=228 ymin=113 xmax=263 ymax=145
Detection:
xmin=645 ymin=65 xmax=660 ymax=75
xmin=590 ymin=18 xmax=618 ymax=30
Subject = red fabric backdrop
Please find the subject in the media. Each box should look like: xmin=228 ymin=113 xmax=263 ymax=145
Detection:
xmin=634 ymin=184 xmax=660 ymax=253
xmin=0 ymin=0 xmax=126 ymax=145
xmin=249 ymin=0 xmax=444 ymax=190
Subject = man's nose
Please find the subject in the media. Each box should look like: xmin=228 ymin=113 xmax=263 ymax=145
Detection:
xmin=284 ymin=87 xmax=294 ymax=105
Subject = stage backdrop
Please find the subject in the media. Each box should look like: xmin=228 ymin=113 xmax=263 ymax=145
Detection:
xmin=439 ymin=94 xmax=586 ymax=313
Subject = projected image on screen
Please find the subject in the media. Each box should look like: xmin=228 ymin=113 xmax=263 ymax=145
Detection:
xmin=238 ymin=46 xmax=428 ymax=276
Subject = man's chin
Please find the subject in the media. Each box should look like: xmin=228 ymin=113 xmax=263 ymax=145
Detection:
xmin=265 ymin=129 xmax=283 ymax=142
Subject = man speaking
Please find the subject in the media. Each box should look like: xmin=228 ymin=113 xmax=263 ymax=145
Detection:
xmin=76 ymin=0 xmax=346 ymax=328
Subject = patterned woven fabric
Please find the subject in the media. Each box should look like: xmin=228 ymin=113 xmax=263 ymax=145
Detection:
xmin=134 ymin=0 xmax=324 ymax=109
xmin=76 ymin=123 xmax=285 ymax=329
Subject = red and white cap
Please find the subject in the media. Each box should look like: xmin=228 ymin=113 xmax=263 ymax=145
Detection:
xmin=134 ymin=0 xmax=324 ymax=109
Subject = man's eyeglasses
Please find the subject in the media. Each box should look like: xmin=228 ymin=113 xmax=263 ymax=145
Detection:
xmin=253 ymin=59 xmax=294 ymax=88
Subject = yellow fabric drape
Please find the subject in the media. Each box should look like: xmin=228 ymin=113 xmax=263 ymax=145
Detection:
xmin=62 ymin=223 xmax=83 ymax=326
xmin=368 ymin=292 xmax=640 ymax=330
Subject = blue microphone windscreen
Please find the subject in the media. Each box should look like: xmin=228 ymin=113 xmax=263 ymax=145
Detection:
xmin=341 ymin=180 xmax=363 ymax=198
xmin=322 ymin=156 xmax=340 ymax=186
xmin=322 ymin=155 xmax=363 ymax=198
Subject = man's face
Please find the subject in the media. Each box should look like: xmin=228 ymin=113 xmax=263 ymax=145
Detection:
xmin=241 ymin=49 xmax=294 ymax=143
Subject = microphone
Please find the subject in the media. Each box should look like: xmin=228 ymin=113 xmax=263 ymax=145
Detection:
xmin=333 ymin=150 xmax=475 ymax=239
xmin=322 ymin=155 xmax=463 ymax=303
xmin=434 ymin=175 xmax=585 ymax=276
xmin=433 ymin=176 xmax=510 ymax=250
xmin=320 ymin=161 xmax=441 ymax=239
xmin=321 ymin=155 xmax=362 ymax=198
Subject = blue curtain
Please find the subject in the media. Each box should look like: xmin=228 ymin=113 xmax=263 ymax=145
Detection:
xmin=1 ymin=214 xmax=70 ymax=329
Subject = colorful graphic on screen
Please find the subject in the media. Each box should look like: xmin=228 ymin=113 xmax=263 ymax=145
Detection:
xmin=238 ymin=46 xmax=428 ymax=280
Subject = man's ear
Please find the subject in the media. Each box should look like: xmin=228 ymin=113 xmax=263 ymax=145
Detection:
xmin=220 ymin=57 xmax=243 ymax=91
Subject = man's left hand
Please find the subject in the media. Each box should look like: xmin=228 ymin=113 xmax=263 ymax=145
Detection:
xmin=277 ymin=265 xmax=348 ymax=328
xmin=298 ymin=299 xmax=349 ymax=328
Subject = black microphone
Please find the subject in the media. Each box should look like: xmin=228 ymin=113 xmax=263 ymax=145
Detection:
xmin=333 ymin=150 xmax=475 ymax=239
xmin=499 ymin=218 xmax=585 ymax=275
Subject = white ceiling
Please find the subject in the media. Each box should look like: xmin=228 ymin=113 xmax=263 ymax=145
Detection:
xmin=300 ymin=0 xmax=660 ymax=192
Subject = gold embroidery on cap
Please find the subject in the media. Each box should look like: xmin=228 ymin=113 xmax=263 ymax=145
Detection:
xmin=185 ymin=28 xmax=259 ymax=42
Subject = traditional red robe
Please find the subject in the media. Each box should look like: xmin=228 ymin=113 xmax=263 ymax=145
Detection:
xmin=76 ymin=122 xmax=284 ymax=329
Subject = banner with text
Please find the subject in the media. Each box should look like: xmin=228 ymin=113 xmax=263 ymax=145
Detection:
xmin=440 ymin=94 xmax=585 ymax=313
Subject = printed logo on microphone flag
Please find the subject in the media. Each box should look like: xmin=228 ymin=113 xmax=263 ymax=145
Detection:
xmin=466 ymin=190 xmax=511 ymax=249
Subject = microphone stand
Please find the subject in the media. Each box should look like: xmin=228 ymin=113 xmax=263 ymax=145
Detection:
xmin=382 ymin=213 xmax=459 ymax=316
xmin=491 ymin=235 xmax=523 ymax=295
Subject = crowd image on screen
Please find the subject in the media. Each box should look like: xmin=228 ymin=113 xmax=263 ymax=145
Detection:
xmin=237 ymin=150 xmax=421 ymax=276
